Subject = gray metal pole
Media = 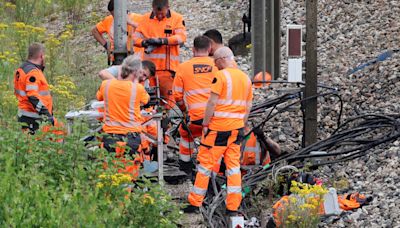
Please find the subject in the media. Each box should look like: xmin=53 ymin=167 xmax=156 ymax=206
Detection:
xmin=266 ymin=0 xmax=281 ymax=80
xmin=251 ymin=0 xmax=266 ymax=80
xmin=114 ymin=0 xmax=127 ymax=65
xmin=273 ymin=0 xmax=281 ymax=80
xmin=304 ymin=0 xmax=318 ymax=146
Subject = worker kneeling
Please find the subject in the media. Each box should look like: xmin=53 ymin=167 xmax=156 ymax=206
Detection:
xmin=96 ymin=56 xmax=150 ymax=178
xmin=187 ymin=47 xmax=253 ymax=215
xmin=173 ymin=35 xmax=217 ymax=174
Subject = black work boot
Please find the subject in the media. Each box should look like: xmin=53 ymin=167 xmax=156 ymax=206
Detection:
xmin=183 ymin=205 xmax=200 ymax=214
xmin=179 ymin=160 xmax=194 ymax=175
xmin=226 ymin=209 xmax=239 ymax=217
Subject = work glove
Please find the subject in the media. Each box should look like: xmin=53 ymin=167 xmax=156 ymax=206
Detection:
xmin=48 ymin=116 xmax=55 ymax=126
xmin=146 ymin=38 xmax=168 ymax=46
xmin=103 ymin=42 xmax=109 ymax=50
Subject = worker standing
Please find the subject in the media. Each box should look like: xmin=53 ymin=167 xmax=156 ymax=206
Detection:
xmin=204 ymin=29 xmax=238 ymax=68
xmin=203 ymin=29 xmax=224 ymax=56
xmin=13 ymin=43 xmax=54 ymax=134
xmin=172 ymin=36 xmax=217 ymax=174
xmin=92 ymin=0 xmax=143 ymax=64
xmin=96 ymin=55 xmax=150 ymax=155
xmin=133 ymin=0 xmax=186 ymax=109
xmin=187 ymin=47 xmax=253 ymax=214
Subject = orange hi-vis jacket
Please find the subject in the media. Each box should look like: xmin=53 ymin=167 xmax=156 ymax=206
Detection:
xmin=133 ymin=10 xmax=186 ymax=72
xmin=13 ymin=61 xmax=53 ymax=118
xmin=173 ymin=56 xmax=217 ymax=121
xmin=96 ymin=13 xmax=143 ymax=53
xmin=241 ymin=132 xmax=271 ymax=166
xmin=210 ymin=67 xmax=253 ymax=131
xmin=96 ymin=79 xmax=150 ymax=135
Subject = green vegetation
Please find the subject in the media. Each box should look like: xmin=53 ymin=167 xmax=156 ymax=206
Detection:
xmin=0 ymin=1 xmax=181 ymax=226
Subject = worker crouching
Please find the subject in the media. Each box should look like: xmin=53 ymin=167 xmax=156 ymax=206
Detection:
xmin=13 ymin=43 xmax=54 ymax=134
xmin=96 ymin=55 xmax=150 ymax=178
xmin=187 ymin=47 xmax=253 ymax=214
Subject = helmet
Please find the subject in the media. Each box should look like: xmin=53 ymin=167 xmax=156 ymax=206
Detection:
xmin=253 ymin=72 xmax=272 ymax=88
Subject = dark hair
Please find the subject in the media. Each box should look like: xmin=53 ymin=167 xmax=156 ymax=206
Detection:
xmin=142 ymin=60 xmax=156 ymax=77
xmin=203 ymin=29 xmax=223 ymax=44
xmin=152 ymin=0 xmax=169 ymax=10
xmin=194 ymin=36 xmax=211 ymax=51
xmin=107 ymin=0 xmax=114 ymax=12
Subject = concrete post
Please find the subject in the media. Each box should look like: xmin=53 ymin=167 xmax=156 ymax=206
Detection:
xmin=304 ymin=0 xmax=318 ymax=146
xmin=113 ymin=0 xmax=127 ymax=65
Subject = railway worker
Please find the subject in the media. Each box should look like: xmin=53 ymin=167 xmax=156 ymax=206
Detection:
xmin=96 ymin=55 xmax=150 ymax=156
xmin=203 ymin=29 xmax=224 ymax=56
xmin=13 ymin=43 xmax=54 ymax=134
xmin=172 ymin=36 xmax=217 ymax=174
xmin=187 ymin=47 xmax=253 ymax=215
xmin=241 ymin=127 xmax=281 ymax=167
xmin=98 ymin=59 xmax=156 ymax=88
xmin=92 ymin=0 xmax=143 ymax=64
xmin=133 ymin=0 xmax=187 ymax=109
xmin=204 ymin=29 xmax=238 ymax=68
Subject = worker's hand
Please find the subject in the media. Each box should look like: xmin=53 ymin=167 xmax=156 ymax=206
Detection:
xmin=141 ymin=40 xmax=149 ymax=48
xmin=48 ymin=116 xmax=55 ymax=126
xmin=146 ymin=38 xmax=168 ymax=46
xmin=103 ymin=42 xmax=109 ymax=50
xmin=202 ymin=126 xmax=209 ymax=136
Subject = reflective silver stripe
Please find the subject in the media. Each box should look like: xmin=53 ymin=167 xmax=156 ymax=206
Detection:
xmin=173 ymin=86 xmax=183 ymax=93
xmin=18 ymin=109 xmax=40 ymax=118
xmin=180 ymin=138 xmax=195 ymax=149
xmin=39 ymin=90 xmax=50 ymax=96
xmin=185 ymin=88 xmax=210 ymax=97
xmin=106 ymin=121 xmax=141 ymax=128
xmin=104 ymin=80 xmax=112 ymax=122
xmin=170 ymin=55 xmax=180 ymax=62
xmin=15 ymin=89 xmax=26 ymax=96
xmin=145 ymin=53 xmax=180 ymax=62
xmin=175 ymin=29 xmax=185 ymax=34
xmin=134 ymin=31 xmax=144 ymax=39
xmin=176 ymin=36 xmax=183 ymax=44
xmin=216 ymin=99 xmax=247 ymax=107
xmin=26 ymin=85 xmax=38 ymax=91
xmin=179 ymin=154 xmax=191 ymax=162
xmin=197 ymin=165 xmax=211 ymax=177
xmin=222 ymin=70 xmax=232 ymax=100
xmin=188 ymin=102 xmax=207 ymax=110
xmin=191 ymin=186 xmax=207 ymax=196
xmin=247 ymin=101 xmax=252 ymax=107
xmin=244 ymin=147 xmax=259 ymax=152
xmin=213 ymin=112 xmax=245 ymax=119
xmin=226 ymin=167 xmax=241 ymax=176
xmin=145 ymin=53 xmax=166 ymax=59
xmin=227 ymin=186 xmax=242 ymax=194
xmin=35 ymin=101 xmax=44 ymax=112
xmin=255 ymin=141 xmax=261 ymax=165
xmin=128 ymin=83 xmax=137 ymax=124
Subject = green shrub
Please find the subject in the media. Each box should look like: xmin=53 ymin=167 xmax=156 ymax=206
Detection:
xmin=0 ymin=121 xmax=181 ymax=227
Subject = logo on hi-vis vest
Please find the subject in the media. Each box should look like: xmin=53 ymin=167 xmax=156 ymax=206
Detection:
xmin=193 ymin=64 xmax=212 ymax=74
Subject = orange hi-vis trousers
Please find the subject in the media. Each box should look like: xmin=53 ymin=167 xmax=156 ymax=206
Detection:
xmin=188 ymin=128 xmax=244 ymax=211
xmin=178 ymin=120 xmax=203 ymax=162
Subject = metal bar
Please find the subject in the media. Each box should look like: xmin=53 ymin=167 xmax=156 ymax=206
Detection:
xmin=155 ymin=113 xmax=164 ymax=184
xmin=265 ymin=0 xmax=272 ymax=82
xmin=273 ymin=0 xmax=281 ymax=80
xmin=114 ymin=0 xmax=127 ymax=65
xmin=251 ymin=0 xmax=266 ymax=80
xmin=304 ymin=0 xmax=318 ymax=146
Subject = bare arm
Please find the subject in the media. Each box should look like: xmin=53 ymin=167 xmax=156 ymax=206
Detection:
xmin=91 ymin=26 xmax=107 ymax=47
xmin=243 ymin=101 xmax=252 ymax=128
xmin=202 ymin=92 xmax=219 ymax=127
xmin=98 ymin=69 xmax=115 ymax=80
xmin=265 ymin=137 xmax=281 ymax=156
